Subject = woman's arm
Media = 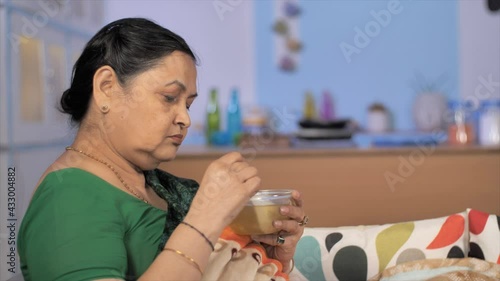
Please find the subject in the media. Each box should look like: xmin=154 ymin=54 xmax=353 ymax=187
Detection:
xmin=140 ymin=152 xmax=261 ymax=280
xmin=138 ymin=218 xmax=217 ymax=280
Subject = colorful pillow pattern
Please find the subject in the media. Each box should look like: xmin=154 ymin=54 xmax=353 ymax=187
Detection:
xmin=290 ymin=212 xmax=468 ymax=281
xmin=467 ymin=208 xmax=500 ymax=264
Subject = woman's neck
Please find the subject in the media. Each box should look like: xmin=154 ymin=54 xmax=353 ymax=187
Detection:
xmin=71 ymin=127 xmax=147 ymax=191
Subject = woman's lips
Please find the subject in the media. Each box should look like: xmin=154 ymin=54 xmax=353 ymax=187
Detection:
xmin=169 ymin=134 xmax=184 ymax=144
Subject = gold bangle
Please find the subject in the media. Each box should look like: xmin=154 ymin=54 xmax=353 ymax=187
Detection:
xmin=163 ymin=248 xmax=203 ymax=275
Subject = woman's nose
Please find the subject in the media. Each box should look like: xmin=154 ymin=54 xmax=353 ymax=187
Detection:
xmin=175 ymin=106 xmax=191 ymax=128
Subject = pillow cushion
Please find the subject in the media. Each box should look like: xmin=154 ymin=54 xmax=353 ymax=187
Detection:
xmin=369 ymin=257 xmax=500 ymax=281
xmin=467 ymin=208 xmax=500 ymax=264
xmin=290 ymin=212 xmax=468 ymax=281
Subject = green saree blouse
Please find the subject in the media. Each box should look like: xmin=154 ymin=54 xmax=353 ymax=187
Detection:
xmin=18 ymin=167 xmax=199 ymax=281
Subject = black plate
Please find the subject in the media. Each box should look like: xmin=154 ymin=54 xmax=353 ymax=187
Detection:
xmin=298 ymin=119 xmax=351 ymax=129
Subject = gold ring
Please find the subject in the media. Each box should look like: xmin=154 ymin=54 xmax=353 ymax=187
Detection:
xmin=276 ymin=235 xmax=285 ymax=245
xmin=298 ymin=215 xmax=309 ymax=226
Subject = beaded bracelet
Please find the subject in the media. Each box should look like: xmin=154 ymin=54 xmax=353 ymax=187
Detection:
xmin=163 ymin=248 xmax=203 ymax=275
xmin=180 ymin=221 xmax=215 ymax=251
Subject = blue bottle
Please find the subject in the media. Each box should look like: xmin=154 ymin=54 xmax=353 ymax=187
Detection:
xmin=227 ymin=88 xmax=242 ymax=145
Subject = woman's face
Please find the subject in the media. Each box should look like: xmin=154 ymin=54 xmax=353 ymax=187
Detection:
xmin=103 ymin=51 xmax=197 ymax=169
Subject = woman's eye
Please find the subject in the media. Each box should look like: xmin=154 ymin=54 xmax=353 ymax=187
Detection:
xmin=164 ymin=96 xmax=177 ymax=103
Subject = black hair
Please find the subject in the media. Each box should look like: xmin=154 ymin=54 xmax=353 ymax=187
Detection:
xmin=60 ymin=17 xmax=197 ymax=124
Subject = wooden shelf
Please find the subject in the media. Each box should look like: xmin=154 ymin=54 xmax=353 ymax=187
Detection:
xmin=160 ymin=145 xmax=500 ymax=227
xmin=174 ymin=144 xmax=500 ymax=158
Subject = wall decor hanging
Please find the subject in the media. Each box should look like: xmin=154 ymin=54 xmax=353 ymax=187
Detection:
xmin=272 ymin=0 xmax=303 ymax=72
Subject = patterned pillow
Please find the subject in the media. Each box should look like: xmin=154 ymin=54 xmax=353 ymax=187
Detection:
xmin=467 ymin=208 xmax=500 ymax=264
xmin=290 ymin=212 xmax=467 ymax=281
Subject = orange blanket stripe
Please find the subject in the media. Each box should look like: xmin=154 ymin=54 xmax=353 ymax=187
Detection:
xmin=220 ymin=227 xmax=290 ymax=281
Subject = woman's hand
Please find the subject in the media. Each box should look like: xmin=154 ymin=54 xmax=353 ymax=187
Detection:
xmin=251 ymin=190 xmax=306 ymax=274
xmin=185 ymin=152 xmax=261 ymax=240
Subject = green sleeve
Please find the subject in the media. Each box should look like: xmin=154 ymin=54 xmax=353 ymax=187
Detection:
xmin=19 ymin=174 xmax=128 ymax=281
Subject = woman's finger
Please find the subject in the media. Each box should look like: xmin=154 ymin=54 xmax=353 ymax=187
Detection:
xmin=279 ymin=205 xmax=305 ymax=223
xmin=219 ymin=151 xmax=245 ymax=165
xmin=238 ymin=166 xmax=259 ymax=182
xmin=229 ymin=161 xmax=248 ymax=173
xmin=292 ymin=190 xmax=303 ymax=207
xmin=243 ymin=175 xmax=261 ymax=191
xmin=251 ymin=232 xmax=293 ymax=247
xmin=273 ymin=219 xmax=301 ymax=234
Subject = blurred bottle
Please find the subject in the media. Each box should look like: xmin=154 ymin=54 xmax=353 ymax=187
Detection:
xmin=303 ymin=91 xmax=316 ymax=120
xmin=478 ymin=99 xmax=500 ymax=146
xmin=242 ymin=106 xmax=268 ymax=135
xmin=447 ymin=100 xmax=475 ymax=145
xmin=206 ymin=88 xmax=220 ymax=145
xmin=320 ymin=90 xmax=335 ymax=121
xmin=227 ymin=88 xmax=242 ymax=145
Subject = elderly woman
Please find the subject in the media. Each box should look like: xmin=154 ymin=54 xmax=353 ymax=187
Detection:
xmin=17 ymin=18 xmax=306 ymax=280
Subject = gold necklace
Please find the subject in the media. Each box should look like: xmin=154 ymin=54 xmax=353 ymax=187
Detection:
xmin=65 ymin=146 xmax=149 ymax=204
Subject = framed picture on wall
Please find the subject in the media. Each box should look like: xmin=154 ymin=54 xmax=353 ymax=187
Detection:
xmin=7 ymin=11 xmax=76 ymax=145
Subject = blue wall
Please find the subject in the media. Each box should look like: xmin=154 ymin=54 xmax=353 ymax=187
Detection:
xmin=255 ymin=0 xmax=459 ymax=131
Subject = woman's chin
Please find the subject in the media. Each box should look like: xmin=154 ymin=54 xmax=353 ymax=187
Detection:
xmin=155 ymin=145 xmax=179 ymax=161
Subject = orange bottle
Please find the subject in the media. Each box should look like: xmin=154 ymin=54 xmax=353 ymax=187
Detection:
xmin=447 ymin=101 xmax=475 ymax=145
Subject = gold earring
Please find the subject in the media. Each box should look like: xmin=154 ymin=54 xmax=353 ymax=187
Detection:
xmin=101 ymin=105 xmax=109 ymax=113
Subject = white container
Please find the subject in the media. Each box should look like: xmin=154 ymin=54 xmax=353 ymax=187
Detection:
xmin=367 ymin=103 xmax=391 ymax=133
xmin=229 ymin=189 xmax=293 ymax=235
xmin=479 ymin=100 xmax=500 ymax=146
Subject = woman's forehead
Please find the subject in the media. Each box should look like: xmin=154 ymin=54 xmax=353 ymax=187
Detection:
xmin=136 ymin=53 xmax=197 ymax=87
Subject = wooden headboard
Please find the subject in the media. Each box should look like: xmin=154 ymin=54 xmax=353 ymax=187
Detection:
xmin=159 ymin=145 xmax=500 ymax=227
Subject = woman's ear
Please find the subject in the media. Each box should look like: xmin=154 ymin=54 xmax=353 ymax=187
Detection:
xmin=92 ymin=65 xmax=118 ymax=108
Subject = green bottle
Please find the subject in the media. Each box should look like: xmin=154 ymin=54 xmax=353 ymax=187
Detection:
xmin=206 ymin=88 xmax=220 ymax=145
